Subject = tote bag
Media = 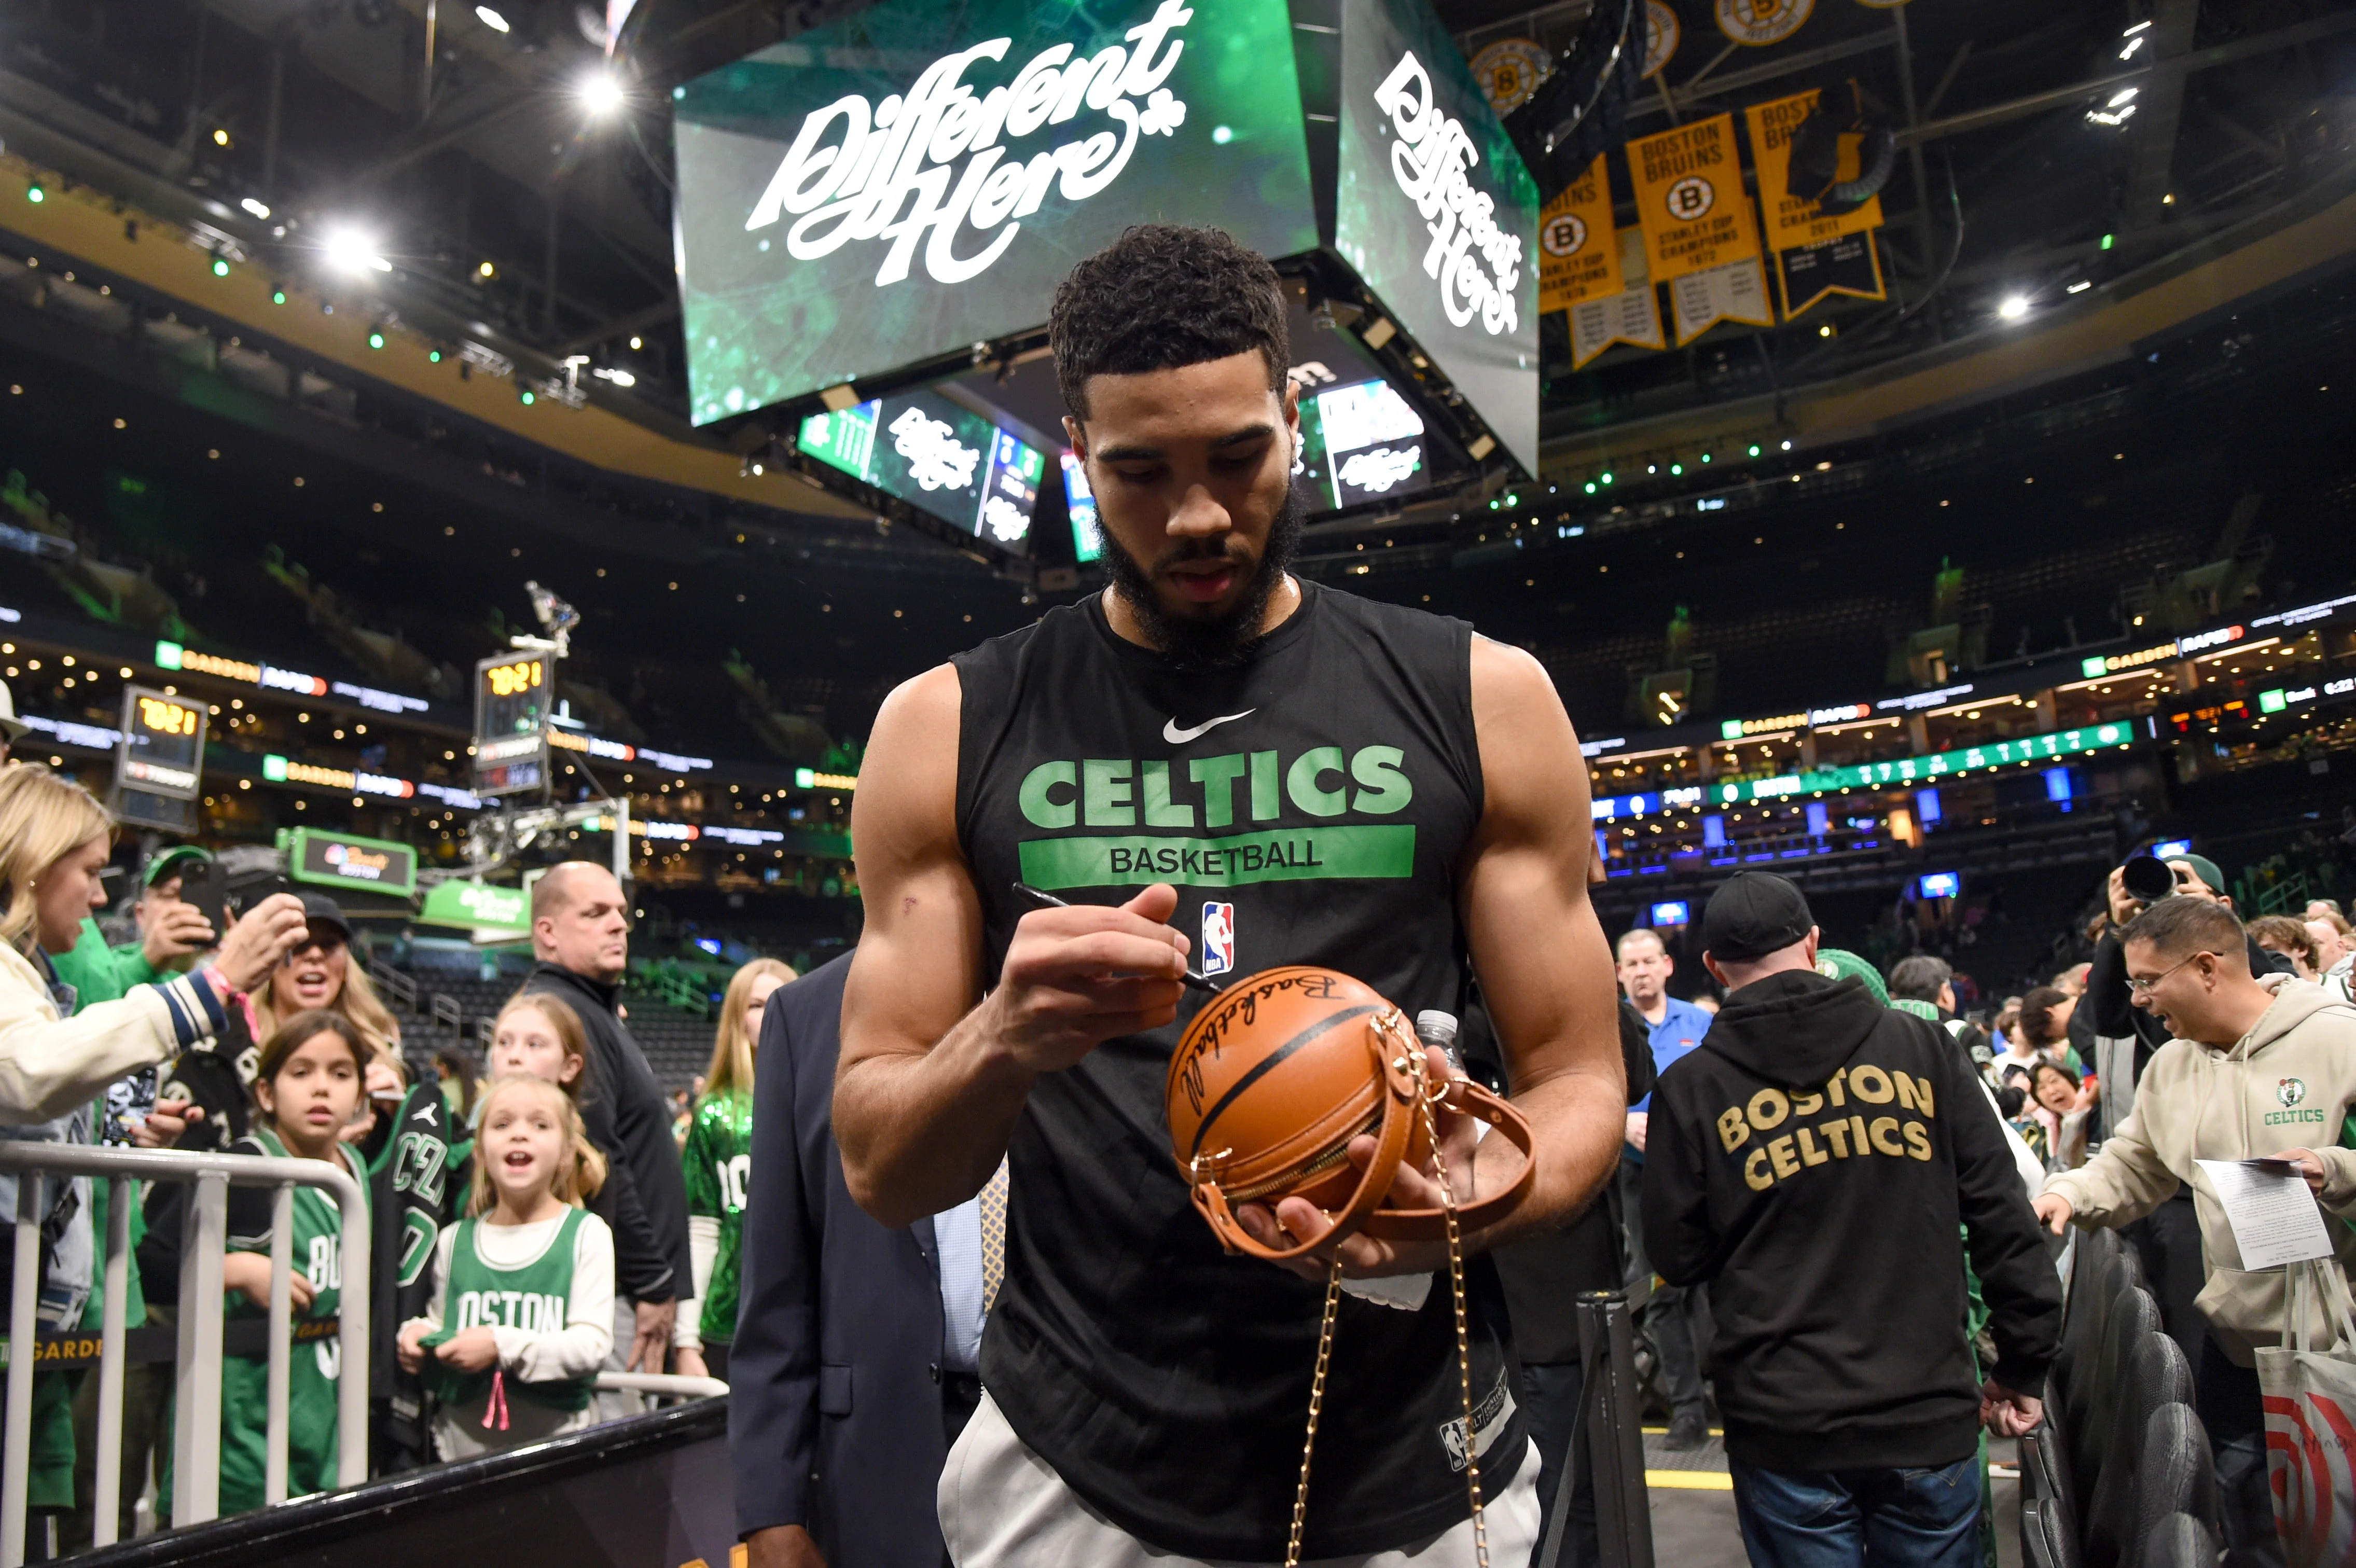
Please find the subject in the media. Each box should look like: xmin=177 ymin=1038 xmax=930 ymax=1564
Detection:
xmin=2257 ymin=1258 xmax=2356 ymax=1566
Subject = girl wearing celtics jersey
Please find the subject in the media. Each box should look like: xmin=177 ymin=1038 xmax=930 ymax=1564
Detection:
xmin=210 ymin=1010 xmax=372 ymax=1514
xmin=397 ymin=1076 xmax=615 ymax=1459
xmin=680 ymin=959 xmax=793 ymax=1383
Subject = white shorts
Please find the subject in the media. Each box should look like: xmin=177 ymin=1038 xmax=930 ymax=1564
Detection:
xmin=939 ymin=1390 xmax=1542 ymax=1568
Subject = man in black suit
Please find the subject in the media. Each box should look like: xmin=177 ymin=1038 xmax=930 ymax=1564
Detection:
xmin=731 ymin=953 xmax=985 ymax=1568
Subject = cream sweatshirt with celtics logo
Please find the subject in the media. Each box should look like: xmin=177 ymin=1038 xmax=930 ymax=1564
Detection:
xmin=2041 ymin=973 xmax=2356 ymax=1365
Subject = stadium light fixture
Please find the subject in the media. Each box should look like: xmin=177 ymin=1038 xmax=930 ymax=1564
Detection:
xmin=580 ymin=72 xmax=627 ymax=117
xmin=1999 ymin=295 xmax=2030 ymax=321
xmin=240 ymin=197 xmax=271 ymax=219
xmin=476 ymin=5 xmax=510 ymax=31
xmin=322 ymin=225 xmax=390 ymax=275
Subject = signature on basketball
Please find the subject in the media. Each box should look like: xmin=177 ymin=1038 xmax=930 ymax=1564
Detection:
xmin=1172 ymin=972 xmax=1344 ymax=1119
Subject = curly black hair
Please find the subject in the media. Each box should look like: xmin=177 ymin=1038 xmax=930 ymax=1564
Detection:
xmin=1049 ymin=225 xmax=1290 ymax=420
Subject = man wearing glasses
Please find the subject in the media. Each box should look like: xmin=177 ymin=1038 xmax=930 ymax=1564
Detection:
xmin=2034 ymin=894 xmax=2356 ymax=1567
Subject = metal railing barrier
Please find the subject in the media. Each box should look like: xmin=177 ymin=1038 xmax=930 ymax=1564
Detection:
xmin=429 ymin=994 xmax=463 ymax=1034
xmin=0 ymin=1143 xmax=369 ymax=1566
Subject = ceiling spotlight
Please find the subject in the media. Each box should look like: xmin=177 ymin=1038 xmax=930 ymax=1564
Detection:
xmin=579 ymin=73 xmax=627 ymax=116
xmin=475 ymin=5 xmax=510 ymax=31
xmin=478 ymin=260 xmax=496 ymax=278
xmin=628 ymin=335 xmax=642 ymax=350
xmin=240 ymin=197 xmax=271 ymax=219
xmin=213 ymin=128 xmax=231 ymax=147
xmin=2066 ymin=279 xmax=2092 ymax=295
xmin=2108 ymin=88 xmax=2139 ymax=107
xmin=322 ymin=225 xmax=389 ymax=275
xmin=1999 ymin=295 xmax=2030 ymax=320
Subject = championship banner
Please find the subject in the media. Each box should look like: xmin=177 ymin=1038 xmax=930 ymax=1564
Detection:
xmin=1567 ymin=224 xmax=1664 ymax=368
xmin=1743 ymin=89 xmax=1888 ymax=320
xmin=1668 ymin=259 xmax=1771 ymax=344
xmin=1537 ymin=154 xmax=1618 ymax=316
xmin=1627 ymin=113 xmax=1771 ymax=343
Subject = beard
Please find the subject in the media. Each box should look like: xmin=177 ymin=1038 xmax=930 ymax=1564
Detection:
xmin=1100 ymin=486 xmax=1306 ymax=671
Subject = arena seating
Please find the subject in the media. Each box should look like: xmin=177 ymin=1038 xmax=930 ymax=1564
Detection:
xmin=374 ymin=951 xmax=723 ymax=1095
xmin=2021 ymin=1228 xmax=2224 ymax=1568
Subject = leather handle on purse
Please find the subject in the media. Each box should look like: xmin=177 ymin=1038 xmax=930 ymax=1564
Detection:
xmin=1355 ymin=1080 xmax=1536 ymax=1242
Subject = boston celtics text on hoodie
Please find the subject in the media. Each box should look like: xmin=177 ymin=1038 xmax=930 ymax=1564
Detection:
xmin=1640 ymin=972 xmax=2062 ymax=1472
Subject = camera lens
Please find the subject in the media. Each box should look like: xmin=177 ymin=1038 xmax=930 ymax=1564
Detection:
xmin=2120 ymin=854 xmax=2177 ymax=903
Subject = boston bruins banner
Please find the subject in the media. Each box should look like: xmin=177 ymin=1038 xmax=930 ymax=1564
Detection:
xmin=1744 ymin=88 xmax=1888 ymax=320
xmin=1626 ymin=112 xmax=1772 ymax=345
xmin=1538 ymin=153 xmax=1665 ymax=367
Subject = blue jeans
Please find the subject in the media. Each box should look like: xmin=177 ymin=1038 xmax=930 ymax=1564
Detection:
xmin=1728 ymin=1455 xmax=1981 ymax=1568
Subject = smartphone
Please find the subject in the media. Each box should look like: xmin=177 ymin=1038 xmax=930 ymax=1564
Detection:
xmin=173 ymin=861 xmax=234 ymax=936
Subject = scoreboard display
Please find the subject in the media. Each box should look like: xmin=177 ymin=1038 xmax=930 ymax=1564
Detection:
xmin=474 ymin=654 xmax=551 ymax=798
xmin=114 ymin=685 xmax=207 ymax=832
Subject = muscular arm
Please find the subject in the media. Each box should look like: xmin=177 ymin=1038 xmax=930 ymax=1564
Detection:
xmin=1453 ymin=637 xmax=1625 ymax=1237
xmin=1255 ymin=639 xmax=1628 ymax=1272
xmin=834 ymin=665 xmax=1190 ymax=1228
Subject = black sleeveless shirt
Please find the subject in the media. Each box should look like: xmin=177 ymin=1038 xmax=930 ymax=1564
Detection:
xmin=954 ymin=582 xmax=1527 ymax=1559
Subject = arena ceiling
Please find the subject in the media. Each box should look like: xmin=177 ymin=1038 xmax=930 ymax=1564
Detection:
xmin=2 ymin=0 xmax=2352 ymax=502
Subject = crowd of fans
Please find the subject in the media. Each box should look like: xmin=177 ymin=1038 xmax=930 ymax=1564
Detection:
xmin=0 ymin=701 xmax=791 ymax=1541
xmin=2 ymin=648 xmax=2354 ymax=1568
xmin=1593 ymin=852 xmax=2354 ymax=1568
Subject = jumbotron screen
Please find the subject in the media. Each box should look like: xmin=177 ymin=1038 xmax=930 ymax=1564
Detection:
xmin=1298 ymin=377 xmax=1430 ymax=510
xmin=798 ymin=391 xmax=1046 ymax=545
xmin=673 ymin=0 xmax=1319 ymax=426
xmin=1333 ymin=0 xmax=1540 ymax=475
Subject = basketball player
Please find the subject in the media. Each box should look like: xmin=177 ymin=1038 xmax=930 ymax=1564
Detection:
xmin=834 ymin=226 xmax=1625 ymax=1568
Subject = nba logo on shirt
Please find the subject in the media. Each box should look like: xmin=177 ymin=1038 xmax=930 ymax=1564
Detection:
xmin=1201 ymin=902 xmax=1236 ymax=977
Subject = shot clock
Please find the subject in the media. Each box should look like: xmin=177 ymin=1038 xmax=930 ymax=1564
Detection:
xmin=473 ymin=653 xmax=551 ymax=798
xmin=114 ymin=685 xmax=208 ymax=832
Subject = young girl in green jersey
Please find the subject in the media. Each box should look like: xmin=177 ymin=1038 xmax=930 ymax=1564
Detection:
xmin=680 ymin=959 xmax=794 ymax=1383
xmin=397 ymin=1076 xmax=614 ymax=1458
xmin=215 ymin=1010 xmax=370 ymax=1513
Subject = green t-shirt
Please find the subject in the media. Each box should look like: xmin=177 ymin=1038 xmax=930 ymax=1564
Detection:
xmin=46 ymin=918 xmax=164 ymax=1006
xmin=216 ymin=1129 xmax=368 ymax=1515
xmin=681 ymin=1091 xmax=753 ymax=1344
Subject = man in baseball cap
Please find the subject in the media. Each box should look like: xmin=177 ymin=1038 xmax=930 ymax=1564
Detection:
xmin=1643 ymin=872 xmax=2060 ymax=1566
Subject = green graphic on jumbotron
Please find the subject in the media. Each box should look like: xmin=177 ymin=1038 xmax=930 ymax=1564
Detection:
xmin=673 ymin=0 xmax=1318 ymax=425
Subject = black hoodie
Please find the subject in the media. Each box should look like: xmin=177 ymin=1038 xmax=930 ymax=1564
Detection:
xmin=1640 ymin=970 xmax=2062 ymax=1472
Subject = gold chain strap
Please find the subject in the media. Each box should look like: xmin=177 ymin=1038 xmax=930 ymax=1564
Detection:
xmin=1423 ymin=1088 xmax=1490 ymax=1568
xmin=1285 ymin=1254 xmax=1346 ymax=1568
xmin=1281 ymin=1044 xmax=1488 ymax=1568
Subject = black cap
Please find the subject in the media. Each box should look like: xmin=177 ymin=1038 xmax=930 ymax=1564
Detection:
xmin=1702 ymin=872 xmax=1815 ymax=964
xmin=298 ymin=892 xmax=352 ymax=943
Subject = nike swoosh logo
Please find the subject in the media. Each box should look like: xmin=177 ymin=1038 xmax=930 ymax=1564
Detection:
xmin=1162 ymin=709 xmax=1256 ymax=745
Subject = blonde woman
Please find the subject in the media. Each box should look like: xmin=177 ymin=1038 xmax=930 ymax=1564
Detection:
xmin=0 ymin=765 xmax=304 ymax=1508
xmin=677 ymin=958 xmax=795 ymax=1381
xmin=162 ymin=892 xmax=408 ymax=1155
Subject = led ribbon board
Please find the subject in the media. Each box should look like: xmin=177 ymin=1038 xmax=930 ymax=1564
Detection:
xmin=1333 ymin=0 xmax=1540 ymax=475
xmin=674 ymin=0 xmax=1317 ymax=425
